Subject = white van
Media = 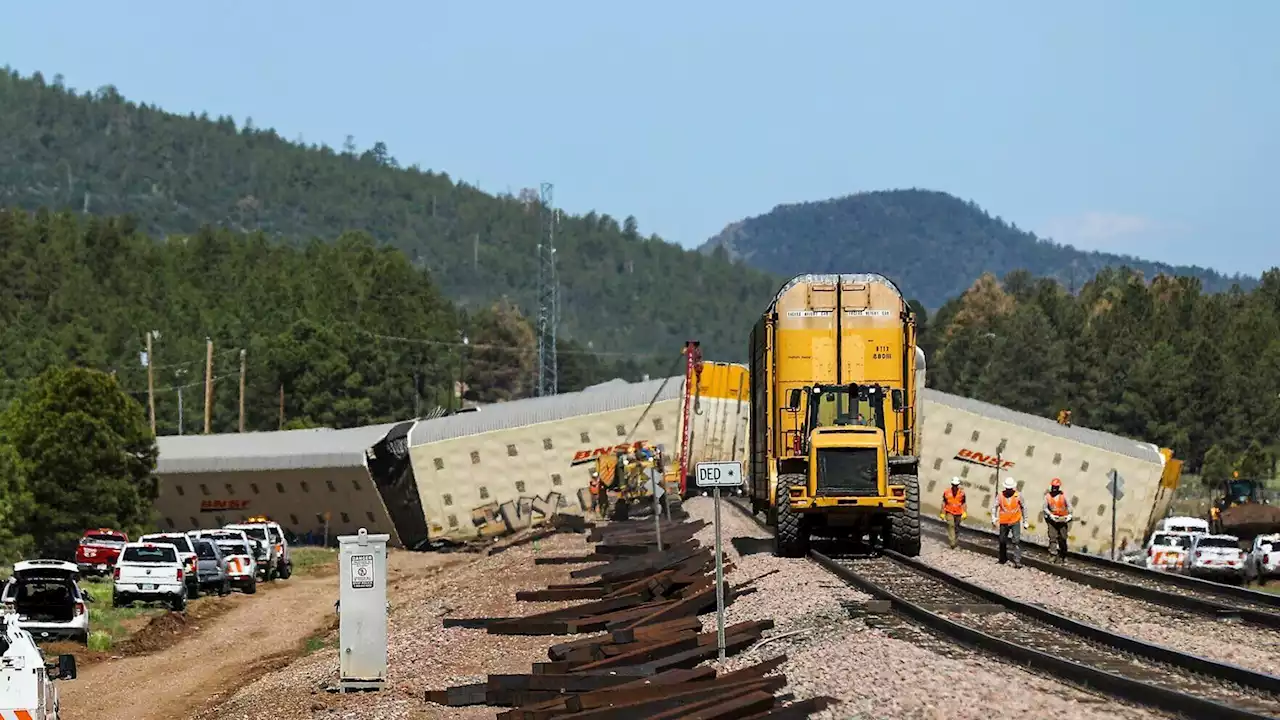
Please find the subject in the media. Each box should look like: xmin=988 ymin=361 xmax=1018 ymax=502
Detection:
xmin=1159 ymin=516 xmax=1210 ymax=536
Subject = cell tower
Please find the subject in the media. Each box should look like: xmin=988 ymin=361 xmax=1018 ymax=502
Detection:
xmin=536 ymin=182 xmax=559 ymax=396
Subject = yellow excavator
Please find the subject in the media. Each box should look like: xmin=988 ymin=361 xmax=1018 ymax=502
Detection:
xmin=1210 ymin=472 xmax=1280 ymax=543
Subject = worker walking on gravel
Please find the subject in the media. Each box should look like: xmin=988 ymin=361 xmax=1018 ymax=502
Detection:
xmin=991 ymin=476 xmax=1028 ymax=568
xmin=1043 ymin=478 xmax=1073 ymax=562
xmin=589 ymin=469 xmax=606 ymax=518
xmin=939 ymin=477 xmax=967 ymax=549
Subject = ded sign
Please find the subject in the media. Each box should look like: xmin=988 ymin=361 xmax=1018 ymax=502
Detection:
xmin=696 ymin=461 xmax=742 ymax=489
xmin=350 ymin=553 xmax=374 ymax=589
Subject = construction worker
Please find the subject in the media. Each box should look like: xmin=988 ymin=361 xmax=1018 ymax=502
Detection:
xmin=938 ymin=477 xmax=967 ymax=549
xmin=1043 ymin=478 xmax=1073 ymax=562
xmin=990 ymin=476 xmax=1028 ymax=568
xmin=589 ymin=469 xmax=606 ymax=518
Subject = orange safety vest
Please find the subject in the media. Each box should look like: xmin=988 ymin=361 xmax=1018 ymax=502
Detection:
xmin=997 ymin=491 xmax=1023 ymax=525
xmin=1045 ymin=492 xmax=1069 ymax=520
xmin=589 ymin=476 xmax=601 ymax=493
xmin=942 ymin=487 xmax=966 ymax=515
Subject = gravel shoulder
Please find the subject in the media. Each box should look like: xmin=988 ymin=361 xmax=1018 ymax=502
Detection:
xmin=687 ymin=497 xmax=1169 ymax=720
xmin=59 ymin=550 xmax=455 ymax=720
xmin=917 ymin=535 xmax=1280 ymax=676
xmin=194 ymin=532 xmax=593 ymax=720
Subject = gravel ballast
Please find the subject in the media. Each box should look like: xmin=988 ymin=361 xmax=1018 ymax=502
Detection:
xmin=918 ymin=535 xmax=1280 ymax=676
xmin=684 ymin=496 xmax=1170 ymax=720
xmin=194 ymin=532 xmax=594 ymax=720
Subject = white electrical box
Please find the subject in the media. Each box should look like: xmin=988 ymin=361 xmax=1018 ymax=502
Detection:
xmin=337 ymin=528 xmax=390 ymax=692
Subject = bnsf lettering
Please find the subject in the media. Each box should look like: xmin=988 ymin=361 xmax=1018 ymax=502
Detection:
xmin=954 ymin=448 xmax=1015 ymax=469
xmin=570 ymin=440 xmax=651 ymax=466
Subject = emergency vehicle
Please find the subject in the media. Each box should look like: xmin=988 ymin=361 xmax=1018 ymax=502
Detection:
xmin=225 ymin=517 xmax=292 ymax=581
xmin=196 ymin=531 xmax=258 ymax=594
xmin=0 ymin=610 xmax=77 ymax=719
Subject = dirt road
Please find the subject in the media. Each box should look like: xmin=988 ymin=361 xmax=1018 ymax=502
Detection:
xmin=59 ymin=571 xmax=338 ymax=720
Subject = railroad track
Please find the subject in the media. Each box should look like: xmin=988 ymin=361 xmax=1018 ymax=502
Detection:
xmin=921 ymin=518 xmax=1280 ymax=629
xmin=722 ymin=497 xmax=1280 ymax=719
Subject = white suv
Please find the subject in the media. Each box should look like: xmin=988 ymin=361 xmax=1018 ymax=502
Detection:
xmin=113 ymin=543 xmax=189 ymax=611
xmin=0 ymin=560 xmax=92 ymax=644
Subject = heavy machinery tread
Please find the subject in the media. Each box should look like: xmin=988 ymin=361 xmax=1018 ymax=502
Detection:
xmin=774 ymin=473 xmax=809 ymax=558
xmin=888 ymin=473 xmax=922 ymax=556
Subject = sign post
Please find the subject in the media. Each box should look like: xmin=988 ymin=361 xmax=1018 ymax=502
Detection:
xmin=695 ymin=460 xmax=742 ymax=660
xmin=647 ymin=467 xmax=665 ymax=551
xmin=1106 ymin=469 xmax=1125 ymax=559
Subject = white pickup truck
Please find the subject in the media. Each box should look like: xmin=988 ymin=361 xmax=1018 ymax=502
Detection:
xmin=0 ymin=610 xmax=77 ymax=719
xmin=112 ymin=543 xmax=189 ymax=611
xmin=138 ymin=532 xmax=202 ymax=598
xmin=1247 ymin=533 xmax=1280 ymax=585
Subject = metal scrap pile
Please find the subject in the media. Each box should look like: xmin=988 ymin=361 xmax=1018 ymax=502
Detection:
xmin=426 ymin=512 xmax=837 ymax=718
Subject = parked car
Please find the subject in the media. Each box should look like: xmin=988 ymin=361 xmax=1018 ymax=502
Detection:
xmin=73 ymin=528 xmax=129 ymax=576
xmin=1144 ymin=531 xmax=1196 ymax=572
xmin=192 ymin=540 xmax=232 ymax=596
xmin=1246 ymin=533 xmax=1280 ymax=585
xmin=249 ymin=517 xmax=293 ymax=580
xmin=223 ymin=523 xmax=279 ymax=581
xmin=112 ymin=543 xmax=189 ymax=611
xmin=138 ymin=532 xmax=202 ymax=598
xmin=0 ymin=560 xmax=92 ymax=644
xmin=210 ymin=539 xmax=258 ymax=594
xmin=1158 ymin=516 xmax=1211 ymax=536
xmin=1185 ymin=533 xmax=1247 ymax=584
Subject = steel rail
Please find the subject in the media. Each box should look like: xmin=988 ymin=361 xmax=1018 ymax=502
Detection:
xmin=922 ymin=516 xmax=1280 ymax=616
xmin=722 ymin=497 xmax=1280 ymax=719
xmin=814 ymin=549 xmax=1280 ymax=720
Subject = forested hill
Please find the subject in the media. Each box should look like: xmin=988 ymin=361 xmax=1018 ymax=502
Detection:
xmin=0 ymin=69 xmax=775 ymax=362
xmin=701 ymin=189 xmax=1255 ymax=310
xmin=0 ymin=207 xmax=642 ymax=431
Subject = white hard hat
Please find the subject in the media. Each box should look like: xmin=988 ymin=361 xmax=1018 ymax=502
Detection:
xmin=1003 ymin=477 xmax=1016 ymax=490
xmin=950 ymin=477 xmax=961 ymax=485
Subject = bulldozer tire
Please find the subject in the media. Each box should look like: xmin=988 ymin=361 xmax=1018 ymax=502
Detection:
xmin=774 ymin=473 xmax=809 ymax=558
xmin=888 ymin=474 xmax=922 ymax=556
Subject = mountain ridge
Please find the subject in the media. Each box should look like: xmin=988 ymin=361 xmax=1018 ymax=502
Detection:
xmin=700 ymin=189 xmax=1255 ymax=309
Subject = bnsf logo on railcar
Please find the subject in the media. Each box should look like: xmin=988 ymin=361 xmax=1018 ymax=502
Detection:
xmin=953 ymin=448 xmax=1015 ymax=469
xmin=570 ymin=440 xmax=652 ymax=467
xmin=199 ymin=499 xmax=251 ymax=513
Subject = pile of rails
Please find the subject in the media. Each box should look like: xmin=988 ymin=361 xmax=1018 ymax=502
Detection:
xmin=429 ymin=513 xmax=837 ymax=718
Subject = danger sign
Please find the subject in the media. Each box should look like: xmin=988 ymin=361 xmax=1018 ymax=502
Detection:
xmin=350 ymin=553 xmax=374 ymax=589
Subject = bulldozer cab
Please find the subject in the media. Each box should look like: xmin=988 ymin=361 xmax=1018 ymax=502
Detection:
xmin=788 ymin=384 xmax=889 ymax=444
xmin=1222 ymin=478 xmax=1264 ymax=507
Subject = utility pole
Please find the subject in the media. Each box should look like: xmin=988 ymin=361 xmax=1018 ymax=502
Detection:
xmin=203 ymin=338 xmax=213 ymax=434
xmin=278 ymin=384 xmax=285 ymax=430
xmin=535 ymin=182 xmax=559 ymax=397
xmin=145 ymin=332 xmax=156 ymax=436
xmin=238 ymin=349 xmax=247 ymax=433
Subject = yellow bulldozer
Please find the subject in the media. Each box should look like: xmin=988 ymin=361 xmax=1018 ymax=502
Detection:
xmin=594 ymin=442 xmax=668 ymax=519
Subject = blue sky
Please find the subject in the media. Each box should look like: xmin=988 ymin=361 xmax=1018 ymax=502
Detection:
xmin=3 ymin=1 xmax=1277 ymax=275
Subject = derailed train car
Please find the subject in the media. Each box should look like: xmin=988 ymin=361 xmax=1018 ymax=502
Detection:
xmin=678 ymin=359 xmax=750 ymax=496
xmin=916 ymin=346 xmax=1182 ymax=552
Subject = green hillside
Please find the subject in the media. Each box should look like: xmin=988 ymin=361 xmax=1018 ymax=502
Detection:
xmin=702 ymin=189 xmax=1254 ymax=310
xmin=0 ymin=68 xmax=776 ymax=362
xmin=0 ymin=207 xmax=633 ymax=431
